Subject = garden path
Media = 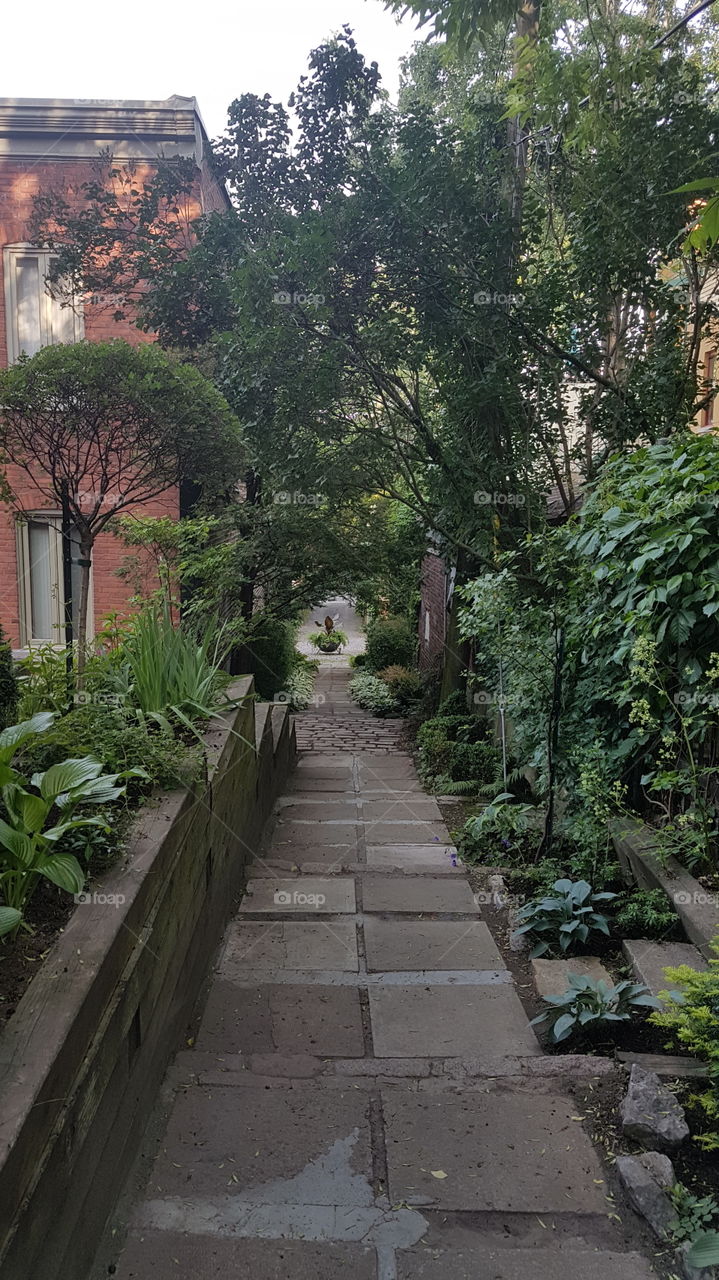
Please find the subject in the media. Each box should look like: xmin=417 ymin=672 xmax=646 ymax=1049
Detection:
xmin=108 ymin=642 xmax=658 ymax=1280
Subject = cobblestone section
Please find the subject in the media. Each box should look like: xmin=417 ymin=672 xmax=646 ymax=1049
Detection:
xmin=108 ymin=613 xmax=658 ymax=1280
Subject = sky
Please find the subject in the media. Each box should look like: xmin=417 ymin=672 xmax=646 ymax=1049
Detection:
xmin=2 ymin=0 xmax=424 ymax=140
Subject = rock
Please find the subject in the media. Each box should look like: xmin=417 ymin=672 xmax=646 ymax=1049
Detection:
xmin=620 ymin=1064 xmax=690 ymax=1149
xmin=508 ymin=906 xmax=528 ymax=952
xmin=615 ymin=1151 xmax=677 ymax=1239
xmin=531 ymin=956 xmax=612 ymax=999
xmin=677 ymin=1240 xmax=719 ymax=1280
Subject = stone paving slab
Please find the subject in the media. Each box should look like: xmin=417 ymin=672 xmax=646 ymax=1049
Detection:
xmin=531 ymin=956 xmax=613 ymax=998
xmin=361 ymin=877 xmax=479 ymax=914
xmin=117 ymin=1233 xmax=378 ymax=1280
xmin=195 ymin=981 xmax=366 ymax=1056
xmin=361 ymin=799 xmax=444 ymax=822
xmin=240 ymin=877 xmax=357 ymax=914
xmin=139 ymin=1086 xmax=372 ymax=1199
xmin=286 ymin=776 xmax=355 ymax=792
xmin=366 ymin=845 xmax=461 ymax=873
xmin=370 ymin=985 xmax=539 ymax=1057
xmin=382 ymin=1089 xmax=608 ymax=1212
xmin=364 ymin=822 xmax=451 ymax=844
xmin=276 ymin=801 xmax=360 ymax=821
xmin=364 ymin=919 xmax=504 ymax=971
xmin=622 ymin=939 xmax=708 ymax=1001
xmin=396 ymin=1239 xmax=656 ymax=1279
xmin=263 ymin=847 xmax=360 ymax=873
xmin=272 ymin=821 xmax=363 ymax=846
xmin=221 ymin=921 xmax=359 ymax=973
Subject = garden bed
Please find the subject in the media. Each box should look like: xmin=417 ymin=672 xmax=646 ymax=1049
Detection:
xmin=0 ymin=678 xmax=295 ymax=1280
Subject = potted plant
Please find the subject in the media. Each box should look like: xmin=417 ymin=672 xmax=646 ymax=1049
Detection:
xmin=308 ymin=616 xmax=349 ymax=654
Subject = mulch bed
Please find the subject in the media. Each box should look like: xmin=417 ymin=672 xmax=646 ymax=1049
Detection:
xmin=0 ymin=886 xmax=74 ymax=1023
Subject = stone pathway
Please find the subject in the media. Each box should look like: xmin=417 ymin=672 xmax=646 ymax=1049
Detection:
xmin=110 ymin=645 xmax=658 ymax=1279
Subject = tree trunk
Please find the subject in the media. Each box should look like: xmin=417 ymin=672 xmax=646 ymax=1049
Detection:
xmin=75 ymin=540 xmax=93 ymax=685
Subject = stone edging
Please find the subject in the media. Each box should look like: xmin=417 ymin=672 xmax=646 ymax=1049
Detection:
xmin=0 ymin=677 xmax=296 ymax=1280
xmin=611 ymin=817 xmax=719 ymax=959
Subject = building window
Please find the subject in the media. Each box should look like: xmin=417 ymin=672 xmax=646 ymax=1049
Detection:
xmin=3 ymin=245 xmax=83 ymax=363
xmin=702 ymin=349 xmax=718 ymax=430
xmin=16 ymin=516 xmax=90 ymax=647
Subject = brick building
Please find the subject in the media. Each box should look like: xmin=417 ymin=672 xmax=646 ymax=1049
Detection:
xmin=0 ymin=96 xmax=229 ymax=650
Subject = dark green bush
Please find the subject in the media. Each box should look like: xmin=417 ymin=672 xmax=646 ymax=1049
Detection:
xmin=379 ymin=665 xmax=423 ymax=711
xmin=0 ymin=625 xmax=18 ymax=731
xmin=245 ymin=616 xmax=298 ymax=698
xmin=417 ymin=713 xmax=498 ymax=787
xmin=15 ymin=706 xmax=200 ymax=796
xmin=365 ymin=616 xmax=415 ymax=671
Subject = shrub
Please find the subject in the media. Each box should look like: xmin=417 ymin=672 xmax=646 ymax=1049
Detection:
xmin=0 ymin=625 xmax=17 ymax=731
xmin=511 ymin=878 xmax=616 ymax=957
xmin=350 ymin=673 xmax=400 ymax=715
xmin=530 ymin=973 xmax=659 ymax=1043
xmin=651 ymin=944 xmax=719 ymax=1148
xmin=615 ymin=888 xmax=681 ymax=940
xmin=417 ymin=713 xmax=498 ymax=788
xmin=458 ymin=794 xmax=540 ymax=862
xmin=379 ymin=665 xmax=423 ymax=710
xmin=280 ymin=657 xmax=319 ymax=710
xmin=14 ymin=705 xmax=200 ymax=796
xmin=0 ymin=714 xmax=143 ymax=936
xmin=365 ymin=616 xmax=415 ymax=671
xmin=245 ymin=616 xmax=298 ymax=699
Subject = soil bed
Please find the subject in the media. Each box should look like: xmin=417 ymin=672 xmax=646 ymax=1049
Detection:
xmin=0 ymin=885 xmax=74 ymax=1022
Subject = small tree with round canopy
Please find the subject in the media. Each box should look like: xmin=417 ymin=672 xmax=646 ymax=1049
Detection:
xmin=0 ymin=339 xmax=243 ymax=675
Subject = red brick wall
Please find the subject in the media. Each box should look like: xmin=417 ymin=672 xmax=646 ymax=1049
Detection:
xmin=418 ymin=551 xmax=448 ymax=671
xmin=0 ymin=155 xmax=209 ymax=645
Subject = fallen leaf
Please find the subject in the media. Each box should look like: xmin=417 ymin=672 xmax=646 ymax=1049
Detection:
xmin=430 ymin=1170 xmax=448 ymax=1179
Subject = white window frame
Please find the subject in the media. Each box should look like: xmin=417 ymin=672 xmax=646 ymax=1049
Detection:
xmin=3 ymin=244 xmax=84 ymax=364
xmin=16 ymin=514 xmax=94 ymax=648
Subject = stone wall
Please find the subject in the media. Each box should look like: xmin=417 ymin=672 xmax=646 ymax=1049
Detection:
xmin=0 ymin=678 xmax=295 ymax=1280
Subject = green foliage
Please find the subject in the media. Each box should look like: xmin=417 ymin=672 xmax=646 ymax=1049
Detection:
xmin=245 ymin=616 xmax=300 ymax=700
xmin=457 ymin=793 xmax=539 ymax=862
xmin=379 ymin=665 xmax=424 ymax=710
xmin=688 ymin=1232 xmax=719 ymax=1268
xmin=14 ymin=705 xmax=200 ymax=796
xmin=671 ymin=1183 xmax=719 ymax=1244
xmin=0 ymin=714 xmax=143 ymax=935
xmin=530 ymin=973 xmax=659 ymax=1043
xmin=307 ymin=629 xmax=348 ymax=652
xmin=417 ymin=714 xmax=499 ymax=791
xmin=0 ymin=625 xmax=18 ymax=732
xmin=512 ymin=878 xmax=616 ymax=958
xmin=349 ymin=673 xmax=400 ymax=716
xmin=280 ymin=657 xmax=319 ymax=711
xmin=615 ymin=888 xmax=681 ymax=941
xmin=107 ymin=604 xmax=234 ymax=734
xmin=651 ymin=946 xmax=719 ymax=1149
xmin=366 ymin=616 xmax=416 ymax=672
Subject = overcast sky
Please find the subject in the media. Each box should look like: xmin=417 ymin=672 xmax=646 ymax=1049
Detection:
xmin=3 ymin=0 xmax=423 ymax=140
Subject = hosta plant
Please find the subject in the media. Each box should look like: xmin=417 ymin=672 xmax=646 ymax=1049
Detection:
xmin=512 ymin=878 xmax=616 ymax=958
xmin=0 ymin=713 xmax=144 ymax=937
xmin=530 ymin=973 xmax=660 ymax=1043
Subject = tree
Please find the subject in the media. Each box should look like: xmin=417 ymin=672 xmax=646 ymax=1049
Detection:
xmin=0 ymin=340 xmax=243 ymax=674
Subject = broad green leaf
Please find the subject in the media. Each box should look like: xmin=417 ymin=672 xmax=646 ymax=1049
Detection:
xmin=39 ymin=757 xmax=103 ymax=801
xmin=0 ymin=906 xmax=22 ymax=937
xmin=38 ymin=854 xmax=85 ymax=895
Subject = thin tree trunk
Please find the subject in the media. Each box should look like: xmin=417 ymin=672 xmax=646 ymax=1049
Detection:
xmin=75 ymin=541 xmax=93 ymax=684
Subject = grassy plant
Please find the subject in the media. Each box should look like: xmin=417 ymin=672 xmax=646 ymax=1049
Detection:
xmin=108 ymin=604 xmax=233 ymax=735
